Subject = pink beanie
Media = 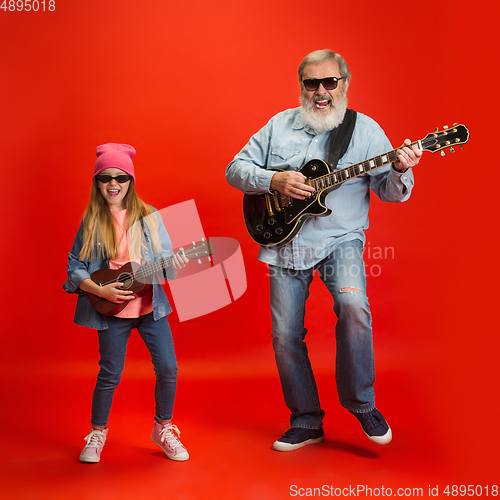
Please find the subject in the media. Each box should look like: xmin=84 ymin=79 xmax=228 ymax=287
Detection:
xmin=94 ymin=143 xmax=136 ymax=183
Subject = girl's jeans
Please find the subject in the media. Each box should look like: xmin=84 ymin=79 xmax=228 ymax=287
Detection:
xmin=91 ymin=312 xmax=177 ymax=427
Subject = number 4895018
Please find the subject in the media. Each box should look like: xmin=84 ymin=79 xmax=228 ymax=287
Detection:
xmin=1 ymin=0 xmax=55 ymax=11
xmin=443 ymin=485 xmax=498 ymax=496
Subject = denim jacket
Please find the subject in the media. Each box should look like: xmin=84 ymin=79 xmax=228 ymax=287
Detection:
xmin=63 ymin=209 xmax=176 ymax=330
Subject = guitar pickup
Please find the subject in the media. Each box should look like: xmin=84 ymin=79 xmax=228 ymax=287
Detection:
xmin=273 ymin=194 xmax=282 ymax=212
xmin=265 ymin=193 xmax=274 ymax=216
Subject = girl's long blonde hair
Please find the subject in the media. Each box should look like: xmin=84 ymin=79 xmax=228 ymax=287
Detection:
xmin=79 ymin=179 xmax=162 ymax=262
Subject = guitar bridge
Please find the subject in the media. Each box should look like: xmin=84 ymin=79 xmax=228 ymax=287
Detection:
xmin=280 ymin=194 xmax=291 ymax=207
xmin=265 ymin=192 xmax=292 ymax=214
xmin=275 ymin=193 xmax=291 ymax=211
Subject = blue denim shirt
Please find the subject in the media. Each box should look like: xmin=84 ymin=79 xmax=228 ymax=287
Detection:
xmin=63 ymin=209 xmax=176 ymax=330
xmin=226 ymin=108 xmax=414 ymax=269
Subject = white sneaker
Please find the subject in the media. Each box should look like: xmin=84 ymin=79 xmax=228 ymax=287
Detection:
xmin=79 ymin=428 xmax=108 ymax=463
xmin=151 ymin=421 xmax=189 ymax=461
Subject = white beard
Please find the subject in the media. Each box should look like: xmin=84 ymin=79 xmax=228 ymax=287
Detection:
xmin=300 ymin=91 xmax=348 ymax=134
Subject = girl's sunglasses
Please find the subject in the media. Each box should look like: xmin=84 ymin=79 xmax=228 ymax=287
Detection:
xmin=96 ymin=174 xmax=132 ymax=184
xmin=302 ymin=77 xmax=345 ymax=92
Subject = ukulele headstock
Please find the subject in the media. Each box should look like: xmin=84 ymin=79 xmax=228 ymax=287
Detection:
xmin=183 ymin=239 xmax=214 ymax=262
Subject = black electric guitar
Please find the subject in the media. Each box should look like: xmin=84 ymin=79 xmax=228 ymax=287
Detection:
xmin=243 ymin=124 xmax=469 ymax=247
xmin=87 ymin=239 xmax=214 ymax=316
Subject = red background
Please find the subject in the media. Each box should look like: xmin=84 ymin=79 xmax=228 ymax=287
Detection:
xmin=0 ymin=1 xmax=498 ymax=498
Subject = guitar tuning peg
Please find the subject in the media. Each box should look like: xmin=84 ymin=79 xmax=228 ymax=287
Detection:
xmin=443 ymin=125 xmax=449 ymax=130
xmin=208 ymin=256 xmax=211 ymax=262
xmin=450 ymin=147 xmax=455 ymax=154
xmin=192 ymin=241 xmax=195 ymax=246
xmin=202 ymin=237 xmax=205 ymax=241
xmin=460 ymin=145 xmax=464 ymax=150
xmin=434 ymin=127 xmax=439 ymax=132
xmin=441 ymin=150 xmax=446 ymax=156
xmin=198 ymin=259 xmax=201 ymax=264
xmin=453 ymin=122 xmax=458 ymax=126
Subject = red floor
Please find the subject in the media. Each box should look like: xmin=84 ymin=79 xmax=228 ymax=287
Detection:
xmin=0 ymin=368 xmax=432 ymax=499
xmin=2 ymin=274 xmax=498 ymax=499
xmin=2 ymin=337 xmax=497 ymax=499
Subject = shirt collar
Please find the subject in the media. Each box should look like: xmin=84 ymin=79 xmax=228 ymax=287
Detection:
xmin=292 ymin=108 xmax=316 ymax=136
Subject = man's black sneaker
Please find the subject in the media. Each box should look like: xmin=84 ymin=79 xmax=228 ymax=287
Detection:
xmin=350 ymin=408 xmax=392 ymax=445
xmin=272 ymin=427 xmax=325 ymax=451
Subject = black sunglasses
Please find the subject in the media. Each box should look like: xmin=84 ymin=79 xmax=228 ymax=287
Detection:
xmin=302 ymin=77 xmax=345 ymax=92
xmin=96 ymin=174 xmax=132 ymax=184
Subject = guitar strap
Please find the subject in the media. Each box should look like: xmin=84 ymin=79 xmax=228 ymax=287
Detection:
xmin=327 ymin=108 xmax=357 ymax=169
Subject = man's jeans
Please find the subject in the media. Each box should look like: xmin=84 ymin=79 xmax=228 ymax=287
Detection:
xmin=269 ymin=239 xmax=375 ymax=429
xmin=91 ymin=312 xmax=177 ymax=427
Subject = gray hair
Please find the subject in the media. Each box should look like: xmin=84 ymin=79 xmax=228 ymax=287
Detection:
xmin=298 ymin=49 xmax=351 ymax=82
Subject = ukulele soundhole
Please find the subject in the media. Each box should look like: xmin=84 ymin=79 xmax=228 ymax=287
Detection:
xmin=118 ymin=273 xmax=134 ymax=289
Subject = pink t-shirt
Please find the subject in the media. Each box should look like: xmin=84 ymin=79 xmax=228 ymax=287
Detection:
xmin=108 ymin=209 xmax=153 ymax=318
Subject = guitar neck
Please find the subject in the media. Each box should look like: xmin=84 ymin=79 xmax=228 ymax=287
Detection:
xmin=311 ymin=141 xmax=419 ymax=191
xmin=133 ymin=255 xmax=175 ymax=281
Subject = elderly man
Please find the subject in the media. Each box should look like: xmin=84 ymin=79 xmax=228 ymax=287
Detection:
xmin=226 ymin=49 xmax=421 ymax=451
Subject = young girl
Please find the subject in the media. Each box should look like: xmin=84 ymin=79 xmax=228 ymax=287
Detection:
xmin=63 ymin=143 xmax=189 ymax=463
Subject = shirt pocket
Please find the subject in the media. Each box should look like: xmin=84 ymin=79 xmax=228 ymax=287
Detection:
xmin=336 ymin=150 xmax=357 ymax=170
xmin=269 ymin=147 xmax=301 ymax=169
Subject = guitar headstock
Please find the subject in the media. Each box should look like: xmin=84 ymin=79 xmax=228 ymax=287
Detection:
xmin=183 ymin=239 xmax=215 ymax=261
xmin=420 ymin=123 xmax=469 ymax=156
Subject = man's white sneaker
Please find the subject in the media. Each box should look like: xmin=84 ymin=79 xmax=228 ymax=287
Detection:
xmin=350 ymin=408 xmax=392 ymax=445
xmin=272 ymin=427 xmax=325 ymax=452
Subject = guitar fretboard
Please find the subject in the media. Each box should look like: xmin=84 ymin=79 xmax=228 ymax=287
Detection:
xmin=274 ymin=142 xmax=418 ymax=208
xmin=134 ymin=255 xmax=176 ymax=281
xmin=130 ymin=243 xmax=210 ymax=282
xmin=313 ymin=149 xmax=401 ymax=190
